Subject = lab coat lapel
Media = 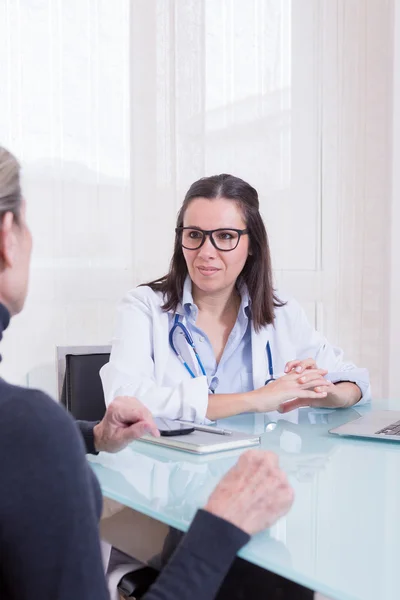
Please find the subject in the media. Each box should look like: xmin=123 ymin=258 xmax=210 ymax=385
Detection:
xmin=251 ymin=322 xmax=300 ymax=424
xmin=157 ymin=310 xmax=172 ymax=380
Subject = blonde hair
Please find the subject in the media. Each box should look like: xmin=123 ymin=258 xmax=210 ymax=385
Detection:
xmin=0 ymin=146 xmax=22 ymax=223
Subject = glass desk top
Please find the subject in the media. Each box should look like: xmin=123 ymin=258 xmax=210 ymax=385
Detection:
xmin=89 ymin=400 xmax=400 ymax=600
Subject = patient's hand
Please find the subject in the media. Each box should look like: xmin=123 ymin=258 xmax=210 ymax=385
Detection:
xmin=204 ymin=450 xmax=294 ymax=535
xmin=93 ymin=396 xmax=159 ymax=453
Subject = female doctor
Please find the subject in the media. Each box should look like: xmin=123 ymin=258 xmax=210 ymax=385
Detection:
xmin=101 ymin=174 xmax=370 ymax=422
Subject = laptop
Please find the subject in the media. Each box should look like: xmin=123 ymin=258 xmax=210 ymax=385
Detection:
xmin=329 ymin=410 xmax=400 ymax=441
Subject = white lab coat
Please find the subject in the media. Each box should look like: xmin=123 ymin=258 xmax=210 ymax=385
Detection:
xmin=100 ymin=286 xmax=371 ymax=423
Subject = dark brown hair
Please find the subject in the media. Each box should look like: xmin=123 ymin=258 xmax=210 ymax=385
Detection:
xmin=144 ymin=174 xmax=284 ymax=330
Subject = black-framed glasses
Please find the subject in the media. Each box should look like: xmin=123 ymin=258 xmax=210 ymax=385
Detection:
xmin=176 ymin=226 xmax=249 ymax=252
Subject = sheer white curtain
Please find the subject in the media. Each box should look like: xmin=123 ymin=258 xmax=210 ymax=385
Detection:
xmin=0 ymin=0 xmax=130 ymax=392
xmin=131 ymin=0 xmax=320 ymax=281
xmin=320 ymin=0 xmax=393 ymax=398
xmin=131 ymin=0 xmax=393 ymax=398
xmin=389 ymin=0 xmax=400 ymax=400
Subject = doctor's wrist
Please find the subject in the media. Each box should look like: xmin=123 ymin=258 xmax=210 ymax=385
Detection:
xmin=246 ymin=385 xmax=284 ymax=414
xmin=206 ymin=391 xmax=256 ymax=420
xmin=243 ymin=390 xmax=259 ymax=413
xmin=330 ymin=381 xmax=362 ymax=407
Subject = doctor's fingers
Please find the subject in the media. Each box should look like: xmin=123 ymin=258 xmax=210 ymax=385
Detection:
xmin=284 ymin=368 xmax=327 ymax=382
xmin=298 ymin=376 xmax=332 ymax=391
xmin=279 ymin=396 xmax=328 ymax=413
xmin=290 ymin=387 xmax=329 ymax=402
xmin=285 ymin=358 xmax=317 ymax=374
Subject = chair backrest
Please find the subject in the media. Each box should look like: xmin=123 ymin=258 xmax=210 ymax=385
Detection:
xmin=57 ymin=346 xmax=111 ymax=421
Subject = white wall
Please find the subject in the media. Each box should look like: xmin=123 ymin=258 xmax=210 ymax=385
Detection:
xmin=0 ymin=0 xmax=130 ymax=396
xmin=389 ymin=0 xmax=400 ymax=399
xmin=320 ymin=0 xmax=394 ymax=399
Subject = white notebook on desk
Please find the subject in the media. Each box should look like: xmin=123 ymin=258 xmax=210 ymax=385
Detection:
xmin=140 ymin=429 xmax=260 ymax=454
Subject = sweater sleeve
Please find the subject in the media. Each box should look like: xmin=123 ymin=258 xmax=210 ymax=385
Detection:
xmin=0 ymin=391 xmax=109 ymax=600
xmin=143 ymin=510 xmax=250 ymax=600
xmin=76 ymin=419 xmax=100 ymax=455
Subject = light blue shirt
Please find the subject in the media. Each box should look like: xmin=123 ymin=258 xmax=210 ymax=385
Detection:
xmin=180 ymin=277 xmax=253 ymax=394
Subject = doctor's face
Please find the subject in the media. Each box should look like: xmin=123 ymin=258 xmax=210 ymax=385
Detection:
xmin=182 ymin=197 xmax=250 ymax=297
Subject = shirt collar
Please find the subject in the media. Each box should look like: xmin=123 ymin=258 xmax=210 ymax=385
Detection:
xmin=182 ymin=276 xmax=198 ymax=321
xmin=237 ymin=279 xmax=251 ymax=321
xmin=180 ymin=275 xmax=250 ymax=321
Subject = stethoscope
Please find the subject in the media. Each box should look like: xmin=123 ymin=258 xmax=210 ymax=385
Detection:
xmin=264 ymin=341 xmax=275 ymax=385
xmin=169 ymin=315 xmax=207 ymax=378
xmin=169 ymin=315 xmax=276 ymax=386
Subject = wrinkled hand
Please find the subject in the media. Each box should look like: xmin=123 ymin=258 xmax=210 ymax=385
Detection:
xmin=249 ymin=369 xmax=330 ymax=413
xmin=204 ymin=450 xmax=294 ymax=535
xmin=284 ymin=357 xmax=318 ymax=374
xmin=93 ymin=396 xmax=160 ymax=453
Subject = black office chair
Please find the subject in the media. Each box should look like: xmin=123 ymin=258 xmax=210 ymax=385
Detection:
xmin=58 ymin=348 xmax=159 ymax=598
xmin=60 ymin=352 xmax=109 ymax=421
